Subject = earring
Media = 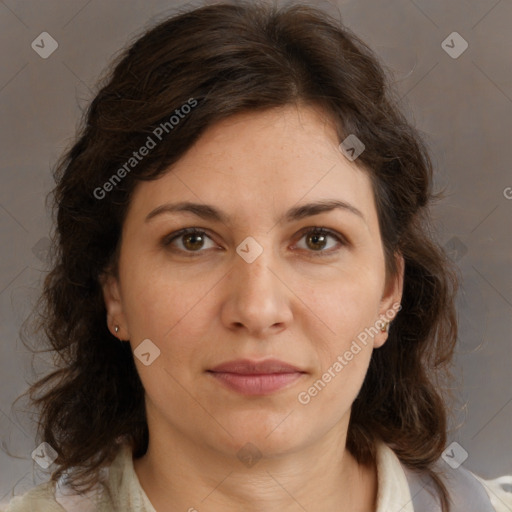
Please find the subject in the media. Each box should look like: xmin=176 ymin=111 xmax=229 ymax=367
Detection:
xmin=114 ymin=325 xmax=119 ymax=334
xmin=380 ymin=321 xmax=389 ymax=333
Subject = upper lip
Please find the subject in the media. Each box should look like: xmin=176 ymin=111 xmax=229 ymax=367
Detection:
xmin=208 ymin=358 xmax=305 ymax=374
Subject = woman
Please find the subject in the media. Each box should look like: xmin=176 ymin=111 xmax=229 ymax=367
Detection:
xmin=3 ymin=1 xmax=511 ymax=511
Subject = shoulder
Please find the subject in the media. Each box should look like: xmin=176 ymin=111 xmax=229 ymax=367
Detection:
xmin=401 ymin=449 xmax=512 ymax=512
xmin=1 ymin=444 xmax=140 ymax=512
xmin=1 ymin=481 xmax=65 ymax=512
xmin=375 ymin=440 xmax=512 ymax=512
xmin=472 ymin=474 xmax=512 ymax=512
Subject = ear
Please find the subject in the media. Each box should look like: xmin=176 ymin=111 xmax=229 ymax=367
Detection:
xmin=100 ymin=270 xmax=129 ymax=341
xmin=374 ymin=252 xmax=404 ymax=349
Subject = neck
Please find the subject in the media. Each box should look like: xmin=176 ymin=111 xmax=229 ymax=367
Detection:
xmin=133 ymin=424 xmax=377 ymax=512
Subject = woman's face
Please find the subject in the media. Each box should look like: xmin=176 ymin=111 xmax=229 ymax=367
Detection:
xmin=102 ymin=104 xmax=403 ymax=459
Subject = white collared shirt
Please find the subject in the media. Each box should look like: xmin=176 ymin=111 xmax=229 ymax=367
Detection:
xmin=2 ymin=441 xmax=511 ymax=511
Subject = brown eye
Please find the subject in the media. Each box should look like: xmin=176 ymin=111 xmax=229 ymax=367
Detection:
xmin=306 ymin=230 xmax=328 ymax=251
xmin=162 ymin=228 xmax=217 ymax=253
xmin=182 ymin=232 xmax=206 ymax=251
xmin=162 ymin=226 xmax=347 ymax=257
xmin=295 ymin=227 xmax=346 ymax=256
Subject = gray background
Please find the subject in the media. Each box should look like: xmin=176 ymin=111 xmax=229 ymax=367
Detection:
xmin=0 ymin=0 xmax=511 ymax=504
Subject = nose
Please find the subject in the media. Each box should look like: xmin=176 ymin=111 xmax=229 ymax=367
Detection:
xmin=219 ymin=241 xmax=293 ymax=337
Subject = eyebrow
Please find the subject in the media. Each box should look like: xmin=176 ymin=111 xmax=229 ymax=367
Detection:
xmin=145 ymin=199 xmax=366 ymax=225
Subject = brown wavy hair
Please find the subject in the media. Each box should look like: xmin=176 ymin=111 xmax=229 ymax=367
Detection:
xmin=15 ymin=1 xmax=459 ymax=510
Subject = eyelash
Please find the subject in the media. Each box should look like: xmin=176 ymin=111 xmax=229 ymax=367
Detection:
xmin=161 ymin=226 xmax=348 ymax=258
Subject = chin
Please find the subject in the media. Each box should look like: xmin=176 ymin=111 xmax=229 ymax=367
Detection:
xmin=213 ymin=412 xmax=309 ymax=455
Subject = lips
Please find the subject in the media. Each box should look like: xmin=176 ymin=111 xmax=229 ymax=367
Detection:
xmin=207 ymin=358 xmax=306 ymax=395
xmin=209 ymin=358 xmax=304 ymax=374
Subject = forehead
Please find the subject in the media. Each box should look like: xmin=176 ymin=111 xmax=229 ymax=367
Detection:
xmin=126 ymin=104 xmax=377 ymax=228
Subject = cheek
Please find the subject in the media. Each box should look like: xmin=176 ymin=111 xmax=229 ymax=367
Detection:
xmin=295 ymin=331 xmax=373 ymax=427
xmin=119 ymin=249 xmax=197 ymax=334
xmin=300 ymin=270 xmax=383 ymax=333
xmin=298 ymin=297 xmax=375 ymax=414
xmin=296 ymin=273 xmax=383 ymax=391
xmin=120 ymin=259 xmax=221 ymax=370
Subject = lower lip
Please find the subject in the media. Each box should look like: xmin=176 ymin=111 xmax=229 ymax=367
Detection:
xmin=208 ymin=372 xmax=304 ymax=395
